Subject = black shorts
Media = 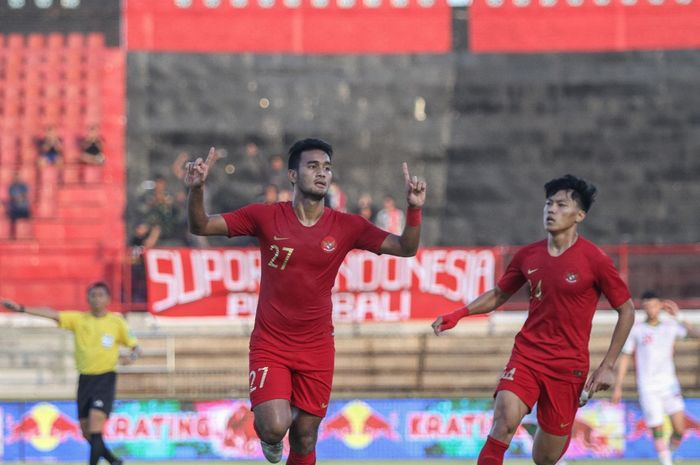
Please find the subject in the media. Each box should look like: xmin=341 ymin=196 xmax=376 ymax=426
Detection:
xmin=77 ymin=372 xmax=116 ymax=419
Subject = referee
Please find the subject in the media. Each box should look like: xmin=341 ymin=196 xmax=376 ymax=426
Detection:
xmin=2 ymin=282 xmax=140 ymax=465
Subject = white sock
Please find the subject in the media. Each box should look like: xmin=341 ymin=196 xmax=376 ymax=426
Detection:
xmin=659 ymin=449 xmax=673 ymax=465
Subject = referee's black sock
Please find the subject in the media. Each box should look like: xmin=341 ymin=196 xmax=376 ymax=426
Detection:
xmin=89 ymin=433 xmax=120 ymax=465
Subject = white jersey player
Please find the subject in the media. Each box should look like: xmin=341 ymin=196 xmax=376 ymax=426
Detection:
xmin=613 ymin=291 xmax=700 ymax=465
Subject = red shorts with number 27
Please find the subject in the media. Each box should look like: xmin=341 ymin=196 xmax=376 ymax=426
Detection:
xmin=249 ymin=345 xmax=334 ymax=418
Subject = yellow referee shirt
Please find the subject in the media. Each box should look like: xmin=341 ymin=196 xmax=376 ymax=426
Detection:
xmin=58 ymin=311 xmax=138 ymax=375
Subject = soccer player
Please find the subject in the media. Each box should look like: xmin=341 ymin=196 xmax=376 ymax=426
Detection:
xmin=184 ymin=138 xmax=426 ymax=465
xmin=1 ymin=282 xmax=140 ymax=465
xmin=612 ymin=291 xmax=700 ymax=465
xmin=431 ymin=175 xmax=634 ymax=465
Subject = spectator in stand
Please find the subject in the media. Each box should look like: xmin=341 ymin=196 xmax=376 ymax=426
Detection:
xmin=375 ymin=195 xmax=405 ymax=234
xmin=278 ymin=189 xmax=292 ymax=202
xmin=236 ymin=142 xmax=266 ymax=185
xmin=6 ymin=172 xmax=31 ymax=239
xmin=38 ymin=125 xmax=64 ymax=167
xmin=262 ymin=184 xmax=279 ymax=205
xmin=326 ymin=181 xmax=347 ymax=212
xmin=79 ymin=125 xmax=105 ymax=166
xmin=267 ymin=154 xmax=288 ymax=189
xmin=128 ymin=222 xmax=161 ymax=305
xmin=142 ymin=175 xmax=181 ymax=245
xmin=171 ymin=151 xmax=190 ymax=180
xmin=355 ymin=192 xmax=375 ymax=222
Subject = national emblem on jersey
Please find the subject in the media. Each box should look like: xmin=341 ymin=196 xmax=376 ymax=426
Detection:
xmin=321 ymin=236 xmax=337 ymax=253
xmin=565 ymin=271 xmax=578 ymax=284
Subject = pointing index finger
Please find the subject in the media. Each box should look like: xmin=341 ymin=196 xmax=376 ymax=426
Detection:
xmin=402 ymin=162 xmax=410 ymax=183
xmin=205 ymin=147 xmax=219 ymax=168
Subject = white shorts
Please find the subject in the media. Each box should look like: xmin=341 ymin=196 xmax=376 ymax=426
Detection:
xmin=639 ymin=388 xmax=685 ymax=427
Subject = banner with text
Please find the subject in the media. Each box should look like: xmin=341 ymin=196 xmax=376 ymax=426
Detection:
xmin=3 ymin=399 xmax=700 ymax=461
xmin=145 ymin=247 xmax=498 ymax=320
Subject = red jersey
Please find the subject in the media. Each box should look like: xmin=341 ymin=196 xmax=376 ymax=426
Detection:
xmin=223 ymin=202 xmax=390 ymax=351
xmin=497 ymin=237 xmax=631 ymax=382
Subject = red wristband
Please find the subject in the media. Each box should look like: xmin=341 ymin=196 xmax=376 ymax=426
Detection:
xmin=406 ymin=207 xmax=422 ymax=227
xmin=439 ymin=306 xmax=470 ymax=331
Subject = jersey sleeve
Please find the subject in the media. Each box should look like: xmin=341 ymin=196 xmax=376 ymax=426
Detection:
xmin=221 ymin=204 xmax=262 ymax=238
xmin=595 ymin=252 xmax=632 ymax=308
xmin=497 ymin=248 xmax=527 ymax=295
xmin=117 ymin=316 xmax=139 ymax=348
xmin=58 ymin=311 xmax=81 ymax=331
xmin=352 ymin=216 xmax=391 ymax=254
xmin=621 ymin=326 xmax=637 ymax=354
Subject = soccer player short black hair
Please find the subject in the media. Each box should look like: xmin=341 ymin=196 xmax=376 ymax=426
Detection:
xmin=287 ymin=138 xmax=333 ymax=171
xmin=641 ymin=290 xmax=659 ymax=300
xmin=544 ymin=174 xmax=597 ymax=212
xmin=87 ymin=281 xmax=111 ymax=296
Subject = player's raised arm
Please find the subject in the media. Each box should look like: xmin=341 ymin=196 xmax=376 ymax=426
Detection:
xmin=663 ymin=299 xmax=700 ymax=339
xmin=379 ymin=162 xmax=427 ymax=257
xmin=185 ymin=147 xmax=229 ymax=236
xmin=1 ymin=299 xmax=60 ymax=322
xmin=431 ymin=286 xmax=512 ymax=336
xmin=585 ymin=298 xmax=635 ymax=396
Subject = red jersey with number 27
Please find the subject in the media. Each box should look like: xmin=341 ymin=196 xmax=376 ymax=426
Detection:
xmin=222 ymin=202 xmax=390 ymax=351
xmin=497 ymin=237 xmax=631 ymax=382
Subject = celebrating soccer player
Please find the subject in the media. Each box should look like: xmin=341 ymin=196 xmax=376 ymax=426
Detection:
xmin=184 ymin=139 xmax=426 ymax=465
xmin=432 ymin=175 xmax=634 ymax=465
xmin=2 ymin=283 xmax=140 ymax=465
xmin=612 ymin=291 xmax=700 ymax=465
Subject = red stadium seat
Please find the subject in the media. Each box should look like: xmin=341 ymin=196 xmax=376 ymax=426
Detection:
xmin=7 ymin=34 xmax=24 ymax=50
xmin=14 ymin=219 xmax=33 ymax=240
xmin=87 ymin=33 xmax=104 ymax=50
xmin=67 ymin=33 xmax=84 ymax=49
xmin=62 ymin=164 xmax=81 ymax=184
xmin=47 ymin=33 xmax=64 ymax=50
xmin=82 ymin=165 xmax=103 ymax=184
xmin=27 ymin=34 xmax=44 ymax=49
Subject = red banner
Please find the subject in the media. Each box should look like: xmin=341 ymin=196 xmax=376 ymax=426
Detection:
xmin=471 ymin=0 xmax=700 ymax=53
xmin=125 ymin=0 xmax=450 ymax=53
xmin=145 ymin=247 xmax=497 ymax=321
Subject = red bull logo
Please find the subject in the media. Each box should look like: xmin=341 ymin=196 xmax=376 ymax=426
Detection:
xmin=8 ymin=403 xmax=82 ymax=451
xmin=320 ymin=400 xmax=398 ymax=449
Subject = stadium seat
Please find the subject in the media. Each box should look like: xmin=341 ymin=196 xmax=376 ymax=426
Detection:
xmin=66 ymin=33 xmax=84 ymax=49
xmin=87 ymin=33 xmax=104 ymax=49
xmin=13 ymin=219 xmax=33 ymax=240
xmin=0 ymin=218 xmax=10 ymax=240
xmin=81 ymin=165 xmax=103 ymax=184
xmin=27 ymin=34 xmax=44 ymax=49
xmin=6 ymin=34 xmax=23 ymax=50
xmin=47 ymin=33 xmax=64 ymax=50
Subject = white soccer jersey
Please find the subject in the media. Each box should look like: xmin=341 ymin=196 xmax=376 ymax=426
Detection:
xmin=622 ymin=319 xmax=687 ymax=393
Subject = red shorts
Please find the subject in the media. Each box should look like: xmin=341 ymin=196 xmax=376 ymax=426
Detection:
xmin=495 ymin=358 xmax=584 ymax=436
xmin=249 ymin=345 xmax=334 ymax=418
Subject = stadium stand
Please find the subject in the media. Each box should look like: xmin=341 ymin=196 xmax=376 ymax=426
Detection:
xmin=0 ymin=32 xmax=126 ymax=309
